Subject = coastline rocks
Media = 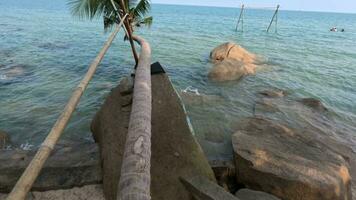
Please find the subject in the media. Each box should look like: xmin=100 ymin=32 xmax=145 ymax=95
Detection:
xmin=235 ymin=189 xmax=281 ymax=200
xmin=208 ymin=42 xmax=258 ymax=82
xmin=0 ymin=142 xmax=101 ymax=192
xmin=91 ymin=73 xmax=216 ymax=200
xmin=0 ymin=130 xmax=10 ymax=149
xmin=232 ymin=117 xmax=352 ymax=200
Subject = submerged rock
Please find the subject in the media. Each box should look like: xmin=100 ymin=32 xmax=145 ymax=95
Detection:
xmin=0 ymin=130 xmax=10 ymax=149
xmin=208 ymin=59 xmax=247 ymax=81
xmin=258 ymin=89 xmax=286 ymax=98
xmin=91 ymin=73 xmax=216 ymax=200
xmin=208 ymin=42 xmax=258 ymax=82
xmin=298 ymin=98 xmax=328 ymax=112
xmin=232 ymin=117 xmax=352 ymax=200
xmin=235 ymin=189 xmax=281 ymax=200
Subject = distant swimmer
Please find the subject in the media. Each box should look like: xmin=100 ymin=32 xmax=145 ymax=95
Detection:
xmin=330 ymin=27 xmax=338 ymax=32
xmin=341 ymin=29 xmax=345 ymax=32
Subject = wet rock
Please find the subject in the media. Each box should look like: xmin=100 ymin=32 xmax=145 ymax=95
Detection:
xmin=235 ymin=189 xmax=281 ymax=200
xmin=298 ymin=98 xmax=328 ymax=112
xmin=0 ymin=130 xmax=10 ymax=149
xmin=258 ymin=89 xmax=286 ymax=98
xmin=179 ymin=91 xmax=223 ymax=106
xmin=91 ymin=72 xmax=216 ymax=200
xmin=0 ymin=142 xmax=101 ymax=192
xmin=232 ymin=117 xmax=352 ymax=200
xmin=208 ymin=59 xmax=247 ymax=82
xmin=210 ymin=42 xmax=257 ymax=65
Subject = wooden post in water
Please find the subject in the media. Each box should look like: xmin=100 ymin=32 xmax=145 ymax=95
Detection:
xmin=235 ymin=4 xmax=245 ymax=32
xmin=267 ymin=4 xmax=280 ymax=33
xmin=117 ymin=35 xmax=152 ymax=200
xmin=5 ymin=15 xmax=128 ymax=200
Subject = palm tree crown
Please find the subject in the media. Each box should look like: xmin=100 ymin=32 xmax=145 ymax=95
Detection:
xmin=69 ymin=0 xmax=152 ymax=31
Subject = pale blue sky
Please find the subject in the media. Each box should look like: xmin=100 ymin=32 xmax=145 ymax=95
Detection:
xmin=152 ymin=0 xmax=356 ymax=13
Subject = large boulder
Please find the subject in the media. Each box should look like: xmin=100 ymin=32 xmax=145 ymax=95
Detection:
xmin=232 ymin=117 xmax=352 ymax=200
xmin=210 ymin=42 xmax=257 ymax=65
xmin=91 ymin=72 xmax=216 ymax=200
xmin=208 ymin=42 xmax=258 ymax=81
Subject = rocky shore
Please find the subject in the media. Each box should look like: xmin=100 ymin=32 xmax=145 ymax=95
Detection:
xmin=0 ymin=44 xmax=355 ymax=199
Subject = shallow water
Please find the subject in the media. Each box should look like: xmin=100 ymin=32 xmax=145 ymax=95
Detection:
xmin=0 ymin=1 xmax=355 ymax=159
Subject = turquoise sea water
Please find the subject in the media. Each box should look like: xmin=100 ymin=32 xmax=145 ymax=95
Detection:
xmin=1 ymin=1 xmax=356 ymax=159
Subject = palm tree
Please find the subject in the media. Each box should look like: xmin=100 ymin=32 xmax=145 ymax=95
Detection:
xmin=69 ymin=0 xmax=153 ymax=65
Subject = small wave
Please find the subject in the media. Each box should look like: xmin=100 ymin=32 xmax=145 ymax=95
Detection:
xmin=20 ymin=142 xmax=34 ymax=151
xmin=0 ymin=74 xmax=7 ymax=80
xmin=182 ymin=86 xmax=200 ymax=96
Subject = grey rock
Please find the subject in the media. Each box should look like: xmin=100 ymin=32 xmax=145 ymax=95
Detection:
xmin=0 ymin=142 xmax=101 ymax=192
xmin=118 ymin=76 xmax=133 ymax=96
xmin=235 ymin=189 xmax=281 ymax=200
xmin=91 ymin=73 xmax=216 ymax=200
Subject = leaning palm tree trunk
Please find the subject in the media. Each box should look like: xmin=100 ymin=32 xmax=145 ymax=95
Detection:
xmin=117 ymin=35 xmax=151 ymax=200
xmin=5 ymin=15 xmax=128 ymax=200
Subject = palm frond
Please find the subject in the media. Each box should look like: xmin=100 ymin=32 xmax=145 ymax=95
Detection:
xmin=68 ymin=0 xmax=114 ymax=19
xmin=131 ymin=0 xmax=151 ymax=18
xmin=134 ymin=16 xmax=153 ymax=28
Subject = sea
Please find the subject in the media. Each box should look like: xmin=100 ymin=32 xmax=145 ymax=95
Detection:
xmin=1 ymin=0 xmax=356 ymax=160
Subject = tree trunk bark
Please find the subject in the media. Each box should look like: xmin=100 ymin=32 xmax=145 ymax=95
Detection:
xmin=118 ymin=0 xmax=139 ymax=66
xmin=117 ymin=35 xmax=152 ymax=200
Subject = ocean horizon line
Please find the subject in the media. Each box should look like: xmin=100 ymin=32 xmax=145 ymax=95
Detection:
xmin=152 ymin=3 xmax=356 ymax=15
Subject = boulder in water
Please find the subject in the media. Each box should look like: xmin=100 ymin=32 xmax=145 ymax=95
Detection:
xmin=210 ymin=42 xmax=257 ymax=65
xmin=208 ymin=59 xmax=246 ymax=81
xmin=208 ymin=42 xmax=258 ymax=81
xmin=297 ymin=98 xmax=328 ymax=112
xmin=232 ymin=117 xmax=352 ymax=200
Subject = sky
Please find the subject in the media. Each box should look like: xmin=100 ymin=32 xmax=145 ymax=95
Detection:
xmin=152 ymin=0 xmax=356 ymax=14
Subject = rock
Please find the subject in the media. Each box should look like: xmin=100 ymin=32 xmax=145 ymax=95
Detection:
xmin=232 ymin=117 xmax=352 ymax=200
xmin=209 ymin=160 xmax=239 ymax=193
xmin=0 ymin=130 xmax=10 ymax=149
xmin=0 ymin=142 xmax=101 ymax=192
xmin=91 ymin=72 xmax=216 ymax=200
xmin=118 ymin=76 xmax=134 ymax=96
xmin=258 ymin=89 xmax=286 ymax=98
xmin=210 ymin=42 xmax=257 ymax=65
xmin=180 ymin=175 xmax=238 ymax=200
xmin=298 ymin=98 xmax=328 ymax=112
xmin=208 ymin=42 xmax=259 ymax=81
xmin=208 ymin=59 xmax=247 ymax=81
xmin=235 ymin=189 xmax=281 ymax=200
xmin=179 ymin=91 xmax=224 ymax=106
xmin=0 ymin=184 xmax=104 ymax=200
